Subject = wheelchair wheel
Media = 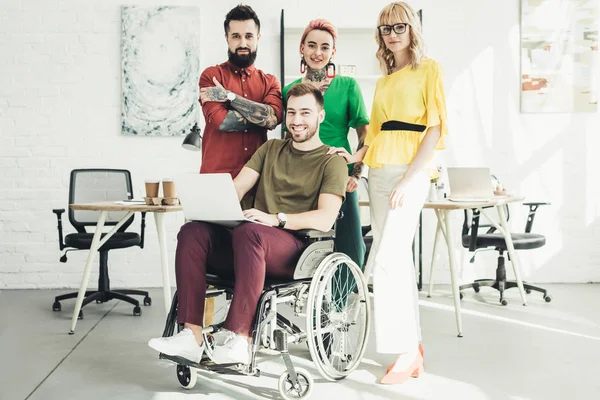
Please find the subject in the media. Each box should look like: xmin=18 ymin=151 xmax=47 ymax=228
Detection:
xmin=278 ymin=367 xmax=313 ymax=400
xmin=306 ymin=253 xmax=370 ymax=381
xmin=176 ymin=364 xmax=197 ymax=389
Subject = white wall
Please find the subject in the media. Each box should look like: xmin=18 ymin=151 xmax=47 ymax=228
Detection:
xmin=1 ymin=0 xmax=599 ymax=289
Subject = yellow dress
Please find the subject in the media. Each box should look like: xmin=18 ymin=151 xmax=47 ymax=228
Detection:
xmin=363 ymin=58 xmax=448 ymax=169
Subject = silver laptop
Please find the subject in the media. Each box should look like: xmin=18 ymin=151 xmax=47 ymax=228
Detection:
xmin=446 ymin=167 xmax=494 ymax=202
xmin=175 ymin=173 xmax=266 ymax=228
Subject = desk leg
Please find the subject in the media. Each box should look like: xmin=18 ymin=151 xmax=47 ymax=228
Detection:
xmin=69 ymin=211 xmax=107 ymax=334
xmin=154 ymin=213 xmax=172 ymax=315
xmin=496 ymin=205 xmax=528 ymax=306
xmin=427 ymin=219 xmax=442 ymax=298
xmin=440 ymin=209 xmax=463 ymax=337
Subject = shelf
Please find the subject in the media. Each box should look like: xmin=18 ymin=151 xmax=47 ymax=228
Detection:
xmin=284 ymin=26 xmax=375 ymax=34
xmin=284 ymin=75 xmax=381 ymax=81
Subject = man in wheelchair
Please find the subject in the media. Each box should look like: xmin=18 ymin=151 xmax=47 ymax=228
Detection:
xmin=148 ymin=83 xmax=348 ymax=366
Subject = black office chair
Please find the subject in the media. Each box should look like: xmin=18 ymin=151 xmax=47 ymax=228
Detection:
xmin=459 ymin=202 xmax=552 ymax=305
xmin=52 ymin=169 xmax=150 ymax=318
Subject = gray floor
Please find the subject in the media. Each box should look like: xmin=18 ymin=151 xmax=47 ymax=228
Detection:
xmin=1 ymin=284 xmax=599 ymax=400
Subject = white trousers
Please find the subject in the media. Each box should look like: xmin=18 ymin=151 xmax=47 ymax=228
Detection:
xmin=365 ymin=164 xmax=429 ymax=354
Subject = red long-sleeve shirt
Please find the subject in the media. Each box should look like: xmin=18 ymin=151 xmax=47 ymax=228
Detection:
xmin=199 ymin=61 xmax=283 ymax=178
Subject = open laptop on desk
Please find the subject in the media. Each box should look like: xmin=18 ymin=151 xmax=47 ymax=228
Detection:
xmin=446 ymin=167 xmax=494 ymax=202
xmin=175 ymin=173 xmax=268 ymax=228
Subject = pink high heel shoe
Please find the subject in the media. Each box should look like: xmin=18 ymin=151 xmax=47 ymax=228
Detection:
xmin=386 ymin=343 xmax=424 ymax=374
xmin=380 ymin=352 xmax=424 ymax=384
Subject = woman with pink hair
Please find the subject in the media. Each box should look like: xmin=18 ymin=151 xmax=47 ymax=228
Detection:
xmin=283 ymin=19 xmax=370 ymax=279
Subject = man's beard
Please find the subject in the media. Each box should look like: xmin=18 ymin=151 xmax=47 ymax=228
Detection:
xmin=228 ymin=48 xmax=257 ymax=68
xmin=289 ymin=121 xmax=319 ymax=143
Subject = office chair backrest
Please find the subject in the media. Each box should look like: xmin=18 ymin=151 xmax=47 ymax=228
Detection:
xmin=68 ymin=169 xmax=135 ymax=233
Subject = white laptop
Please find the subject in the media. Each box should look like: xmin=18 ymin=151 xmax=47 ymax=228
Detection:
xmin=446 ymin=167 xmax=494 ymax=202
xmin=175 ymin=173 xmax=267 ymax=228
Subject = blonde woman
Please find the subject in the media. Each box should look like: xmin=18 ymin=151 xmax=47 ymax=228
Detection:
xmin=329 ymin=2 xmax=447 ymax=384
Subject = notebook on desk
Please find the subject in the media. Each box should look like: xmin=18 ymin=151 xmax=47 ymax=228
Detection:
xmin=446 ymin=167 xmax=494 ymax=202
xmin=175 ymin=173 xmax=268 ymax=228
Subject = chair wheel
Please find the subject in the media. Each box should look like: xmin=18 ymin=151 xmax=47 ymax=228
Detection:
xmin=78 ymin=310 xmax=84 ymax=320
xmin=473 ymin=284 xmax=480 ymax=293
xmin=133 ymin=306 xmax=142 ymax=316
xmin=96 ymin=300 xmax=102 ymax=304
xmin=143 ymin=296 xmax=152 ymax=306
xmin=544 ymin=295 xmax=552 ymax=303
xmin=459 ymin=292 xmax=464 ymax=300
xmin=525 ymin=289 xmax=532 ymax=294
xmin=177 ymin=364 xmax=197 ymax=389
xmin=500 ymin=299 xmax=508 ymax=306
xmin=52 ymin=301 xmax=61 ymax=312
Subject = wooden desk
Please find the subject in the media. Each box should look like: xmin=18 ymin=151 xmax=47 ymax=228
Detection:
xmin=68 ymin=201 xmax=182 ymax=334
xmin=423 ymin=196 xmax=527 ymax=337
xmin=359 ymin=195 xmax=527 ymax=337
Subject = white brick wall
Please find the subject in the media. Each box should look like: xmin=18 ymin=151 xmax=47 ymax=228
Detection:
xmin=1 ymin=0 xmax=599 ymax=290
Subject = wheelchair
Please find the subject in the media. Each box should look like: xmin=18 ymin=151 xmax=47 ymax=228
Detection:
xmin=156 ymin=228 xmax=371 ymax=400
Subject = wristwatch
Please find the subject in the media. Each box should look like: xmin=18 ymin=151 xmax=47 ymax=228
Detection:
xmin=276 ymin=212 xmax=287 ymax=228
xmin=226 ymin=91 xmax=236 ymax=101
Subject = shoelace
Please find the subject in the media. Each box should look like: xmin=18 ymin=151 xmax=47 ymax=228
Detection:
xmin=220 ymin=331 xmax=236 ymax=347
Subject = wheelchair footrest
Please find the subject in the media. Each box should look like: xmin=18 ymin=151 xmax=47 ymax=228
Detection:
xmin=159 ymin=353 xmax=246 ymax=375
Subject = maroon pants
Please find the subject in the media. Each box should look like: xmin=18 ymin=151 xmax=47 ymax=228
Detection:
xmin=175 ymin=221 xmax=307 ymax=337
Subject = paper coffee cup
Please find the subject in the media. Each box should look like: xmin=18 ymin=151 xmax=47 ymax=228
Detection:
xmin=145 ymin=180 xmax=160 ymax=198
xmin=162 ymin=179 xmax=176 ymax=198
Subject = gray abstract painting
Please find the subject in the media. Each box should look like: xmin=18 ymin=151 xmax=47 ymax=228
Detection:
xmin=121 ymin=6 xmax=200 ymax=136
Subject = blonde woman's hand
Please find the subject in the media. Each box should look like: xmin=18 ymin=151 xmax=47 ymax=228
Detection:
xmin=389 ymin=179 xmax=409 ymax=209
xmin=327 ymin=147 xmax=356 ymax=163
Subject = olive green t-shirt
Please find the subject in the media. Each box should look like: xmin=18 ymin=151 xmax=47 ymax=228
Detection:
xmin=245 ymin=139 xmax=348 ymax=214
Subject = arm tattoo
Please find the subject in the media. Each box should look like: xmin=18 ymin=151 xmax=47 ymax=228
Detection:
xmin=351 ymin=161 xmax=363 ymax=179
xmin=350 ymin=137 xmax=366 ymax=179
xmin=219 ymin=110 xmax=250 ymax=132
xmin=204 ymin=86 xmax=228 ymax=101
xmin=230 ymin=96 xmax=278 ymax=130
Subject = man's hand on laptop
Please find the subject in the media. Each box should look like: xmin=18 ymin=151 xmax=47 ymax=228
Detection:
xmin=243 ymin=209 xmax=278 ymax=227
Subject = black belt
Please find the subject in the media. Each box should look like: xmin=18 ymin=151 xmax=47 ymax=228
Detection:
xmin=381 ymin=120 xmax=426 ymax=132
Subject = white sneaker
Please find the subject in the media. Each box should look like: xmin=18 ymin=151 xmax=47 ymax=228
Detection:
xmin=211 ymin=329 xmax=236 ymax=346
xmin=148 ymin=328 xmax=205 ymax=364
xmin=211 ymin=331 xmax=250 ymax=365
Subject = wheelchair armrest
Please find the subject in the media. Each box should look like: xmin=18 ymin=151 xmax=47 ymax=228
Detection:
xmin=291 ymin=229 xmax=335 ymax=240
xmin=523 ymin=202 xmax=550 ymax=233
xmin=52 ymin=208 xmax=66 ymax=250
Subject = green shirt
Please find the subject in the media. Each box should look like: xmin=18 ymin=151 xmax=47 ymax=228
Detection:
xmin=283 ymin=76 xmax=370 ymax=174
xmin=245 ymin=139 xmax=348 ymax=215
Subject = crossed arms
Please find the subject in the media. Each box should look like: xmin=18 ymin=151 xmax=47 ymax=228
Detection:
xmin=200 ymin=76 xmax=279 ymax=132
xmin=233 ymin=167 xmax=343 ymax=232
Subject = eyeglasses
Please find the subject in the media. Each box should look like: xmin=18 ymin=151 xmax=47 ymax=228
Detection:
xmin=377 ymin=23 xmax=409 ymax=36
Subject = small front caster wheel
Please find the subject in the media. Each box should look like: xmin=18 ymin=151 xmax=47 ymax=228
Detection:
xmin=78 ymin=310 xmax=84 ymax=320
xmin=133 ymin=306 xmax=142 ymax=316
xmin=52 ymin=301 xmax=61 ymax=312
xmin=500 ymin=299 xmax=508 ymax=306
xmin=143 ymin=296 xmax=152 ymax=306
xmin=544 ymin=295 xmax=552 ymax=303
xmin=176 ymin=364 xmax=197 ymax=389
xmin=278 ymin=367 xmax=313 ymax=400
